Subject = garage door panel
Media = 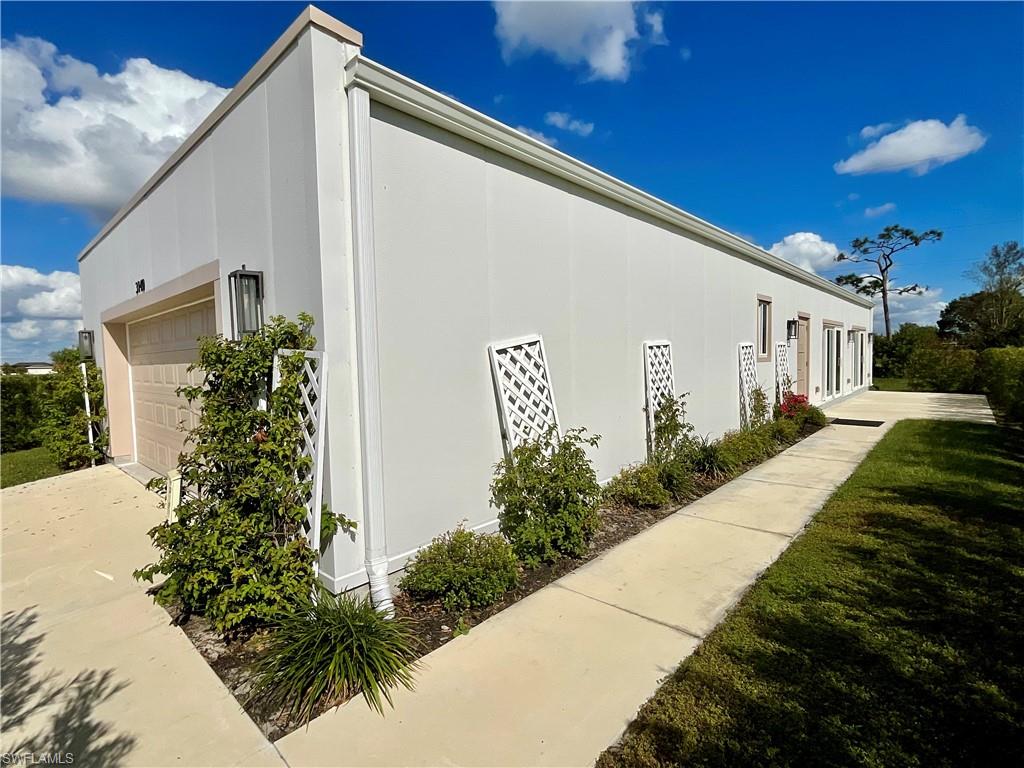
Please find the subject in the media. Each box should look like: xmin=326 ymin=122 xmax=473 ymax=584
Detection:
xmin=129 ymin=300 xmax=215 ymax=475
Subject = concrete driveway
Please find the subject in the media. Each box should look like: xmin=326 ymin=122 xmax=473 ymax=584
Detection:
xmin=0 ymin=465 xmax=283 ymax=768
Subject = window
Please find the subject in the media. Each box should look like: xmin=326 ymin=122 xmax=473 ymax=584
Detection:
xmin=756 ymin=297 xmax=772 ymax=361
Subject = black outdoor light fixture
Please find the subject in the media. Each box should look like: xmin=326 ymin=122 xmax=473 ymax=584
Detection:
xmin=847 ymin=329 xmax=857 ymax=343
xmin=786 ymin=319 xmax=800 ymax=341
xmin=78 ymin=330 xmax=95 ymax=361
xmin=228 ymin=266 xmax=264 ymax=339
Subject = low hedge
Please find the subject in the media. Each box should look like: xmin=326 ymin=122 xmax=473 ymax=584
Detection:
xmin=0 ymin=374 xmax=43 ymax=452
xmin=977 ymin=346 xmax=1024 ymax=422
xmin=907 ymin=344 xmax=978 ymax=393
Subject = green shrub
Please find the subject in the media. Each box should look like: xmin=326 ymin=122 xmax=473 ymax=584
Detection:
xmin=977 ymin=347 xmax=1024 ymax=421
xmin=0 ymin=374 xmax=43 ymax=452
xmin=251 ymin=587 xmax=419 ymax=723
xmin=650 ymin=395 xmax=698 ymax=501
xmin=873 ymin=323 xmax=940 ymax=378
xmin=34 ymin=349 xmax=106 ymax=469
xmin=686 ymin=434 xmax=735 ymax=480
xmin=490 ymin=426 xmax=602 ymax=567
xmin=804 ymin=405 xmax=829 ymax=428
xmin=400 ymin=526 xmax=519 ymax=612
xmin=603 ymin=463 xmax=671 ymax=509
xmin=772 ymin=417 xmax=801 ymax=444
xmin=135 ymin=314 xmax=340 ymax=632
xmin=907 ymin=343 xmax=978 ymax=393
xmin=750 ymin=385 xmax=771 ymax=428
xmin=717 ymin=426 xmax=777 ymax=470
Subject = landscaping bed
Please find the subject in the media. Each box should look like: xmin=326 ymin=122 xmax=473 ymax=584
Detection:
xmin=598 ymin=419 xmax=1024 ymax=767
xmin=163 ymin=418 xmax=823 ymax=740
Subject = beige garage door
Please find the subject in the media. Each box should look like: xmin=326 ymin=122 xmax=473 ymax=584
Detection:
xmin=128 ymin=300 xmax=216 ymax=475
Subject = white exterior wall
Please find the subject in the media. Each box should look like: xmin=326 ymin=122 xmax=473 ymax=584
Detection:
xmin=367 ymin=103 xmax=872 ymax=565
xmin=77 ymin=27 xmax=368 ymax=590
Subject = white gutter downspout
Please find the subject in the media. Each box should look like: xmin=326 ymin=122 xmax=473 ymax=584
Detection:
xmin=348 ymin=85 xmax=394 ymax=615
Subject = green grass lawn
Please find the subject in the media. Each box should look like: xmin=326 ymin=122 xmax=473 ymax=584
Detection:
xmin=598 ymin=420 xmax=1024 ymax=767
xmin=872 ymin=376 xmax=915 ymax=391
xmin=0 ymin=446 xmax=62 ymax=488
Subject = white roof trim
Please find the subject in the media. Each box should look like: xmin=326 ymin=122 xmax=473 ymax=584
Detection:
xmin=349 ymin=55 xmax=872 ymax=309
xmin=77 ymin=5 xmax=360 ymax=263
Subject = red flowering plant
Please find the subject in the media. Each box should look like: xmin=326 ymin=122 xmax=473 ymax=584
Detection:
xmin=780 ymin=392 xmax=811 ymax=419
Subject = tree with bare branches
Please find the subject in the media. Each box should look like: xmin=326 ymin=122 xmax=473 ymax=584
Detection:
xmin=834 ymin=225 xmax=943 ymax=337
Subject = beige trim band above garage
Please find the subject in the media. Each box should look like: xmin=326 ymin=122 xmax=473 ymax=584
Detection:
xmin=78 ymin=6 xmax=361 ymax=264
xmin=102 ymin=261 xmax=220 ymax=324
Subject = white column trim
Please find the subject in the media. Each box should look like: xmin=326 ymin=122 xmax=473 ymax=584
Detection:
xmin=348 ymin=86 xmax=394 ymax=615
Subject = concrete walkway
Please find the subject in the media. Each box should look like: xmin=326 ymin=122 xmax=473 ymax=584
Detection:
xmin=276 ymin=391 xmax=994 ymax=767
xmin=0 ymin=466 xmax=284 ymax=768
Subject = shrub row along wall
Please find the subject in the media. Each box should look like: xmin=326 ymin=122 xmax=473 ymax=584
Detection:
xmin=0 ymin=374 xmax=44 ymax=452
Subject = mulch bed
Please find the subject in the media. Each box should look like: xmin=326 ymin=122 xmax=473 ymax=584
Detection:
xmin=163 ymin=422 xmax=823 ymax=740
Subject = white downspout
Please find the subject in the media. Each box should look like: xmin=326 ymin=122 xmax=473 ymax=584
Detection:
xmin=348 ymin=84 xmax=394 ymax=615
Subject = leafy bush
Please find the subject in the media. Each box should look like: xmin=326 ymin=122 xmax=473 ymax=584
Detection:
xmin=34 ymin=348 xmax=106 ymax=469
xmin=907 ymin=343 xmax=978 ymax=393
xmin=603 ymin=463 xmax=671 ymax=509
xmin=717 ymin=426 xmax=777 ymax=470
xmin=251 ymin=587 xmax=419 ymax=723
xmin=873 ymin=323 xmax=940 ymax=378
xmin=650 ymin=395 xmax=698 ymax=501
xmin=135 ymin=314 xmax=339 ymax=632
xmin=978 ymin=346 xmax=1024 ymax=421
xmin=749 ymin=385 xmax=770 ymax=428
xmin=686 ymin=434 xmax=735 ymax=480
xmin=772 ymin=417 xmax=801 ymax=443
xmin=400 ymin=526 xmax=519 ymax=612
xmin=804 ymin=405 xmax=829 ymax=428
xmin=779 ymin=392 xmax=811 ymax=420
xmin=0 ymin=374 xmax=43 ymax=452
xmin=490 ymin=426 xmax=602 ymax=567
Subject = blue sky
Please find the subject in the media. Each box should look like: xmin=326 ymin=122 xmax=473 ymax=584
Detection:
xmin=2 ymin=1 xmax=1022 ymax=361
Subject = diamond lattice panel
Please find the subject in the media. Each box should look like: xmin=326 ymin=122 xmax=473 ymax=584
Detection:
xmin=738 ymin=342 xmax=757 ymax=428
xmin=775 ymin=341 xmax=791 ymax=400
xmin=643 ymin=341 xmax=674 ymax=455
xmin=489 ymin=335 xmax=560 ymax=456
xmin=272 ymin=349 xmax=329 ymax=571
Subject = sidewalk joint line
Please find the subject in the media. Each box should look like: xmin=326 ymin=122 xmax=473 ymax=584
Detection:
xmin=780 ymin=452 xmax=863 ymax=464
xmin=686 ymin=514 xmax=792 ymax=539
xmin=552 ymin=583 xmax=704 ymax=640
xmin=740 ymin=476 xmax=839 ymax=492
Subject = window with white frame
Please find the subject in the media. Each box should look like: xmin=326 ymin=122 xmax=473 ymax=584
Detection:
xmin=756 ymin=297 xmax=772 ymax=361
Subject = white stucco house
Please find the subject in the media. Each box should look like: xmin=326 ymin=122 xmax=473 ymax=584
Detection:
xmin=78 ymin=6 xmax=873 ymax=605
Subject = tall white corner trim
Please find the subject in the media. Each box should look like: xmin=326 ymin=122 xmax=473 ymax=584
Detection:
xmin=349 ymin=85 xmax=393 ymax=614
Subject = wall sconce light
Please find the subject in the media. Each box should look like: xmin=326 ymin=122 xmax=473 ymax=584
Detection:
xmin=868 ymin=332 xmax=874 ymax=342
xmin=847 ymin=329 xmax=857 ymax=343
xmin=228 ymin=266 xmax=264 ymax=339
xmin=78 ymin=330 xmax=95 ymax=361
xmin=786 ymin=319 xmax=799 ymax=340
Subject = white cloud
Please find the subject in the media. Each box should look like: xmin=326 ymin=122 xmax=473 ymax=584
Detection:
xmin=1 ymin=35 xmax=227 ymax=218
xmin=544 ymin=111 xmax=594 ymax=137
xmin=859 ymin=122 xmax=894 ymax=139
xmin=768 ymin=232 xmax=840 ymax=274
xmin=834 ymin=114 xmax=986 ymax=176
xmin=493 ymin=2 xmax=667 ymax=82
xmin=1 ymin=265 xmax=83 ymax=360
xmin=847 ymin=192 xmax=860 ymax=201
xmin=515 ymin=125 xmax=558 ymax=146
xmin=864 ymin=202 xmax=897 ymax=218
xmin=881 ymin=288 xmax=947 ymax=332
xmin=679 ymin=47 xmax=693 ymax=62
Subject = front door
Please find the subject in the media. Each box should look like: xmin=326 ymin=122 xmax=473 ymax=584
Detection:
xmin=796 ymin=316 xmax=810 ymax=396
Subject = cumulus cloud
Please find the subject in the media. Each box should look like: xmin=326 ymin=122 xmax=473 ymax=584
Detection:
xmin=1 ymin=265 xmax=83 ymax=361
xmin=768 ymin=232 xmax=840 ymax=274
xmin=859 ymin=122 xmax=894 ymax=139
xmin=544 ymin=111 xmax=594 ymax=137
xmin=493 ymin=2 xmax=668 ymax=82
xmin=1 ymin=35 xmax=227 ymax=219
xmin=834 ymin=115 xmax=986 ymax=176
xmin=864 ymin=202 xmax=897 ymax=218
xmin=882 ymin=288 xmax=947 ymax=332
xmin=516 ymin=125 xmax=558 ymax=146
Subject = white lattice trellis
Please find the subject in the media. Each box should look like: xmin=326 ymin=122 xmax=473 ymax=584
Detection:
xmin=272 ymin=349 xmax=329 ymax=574
xmin=643 ymin=341 xmax=674 ymax=456
xmin=488 ymin=335 xmax=560 ymax=456
xmin=738 ymin=342 xmax=757 ymax=428
xmin=775 ymin=341 xmax=792 ymax=401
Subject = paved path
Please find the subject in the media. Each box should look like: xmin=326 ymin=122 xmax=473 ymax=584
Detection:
xmin=276 ymin=391 xmax=993 ymax=767
xmin=1 ymin=466 xmax=284 ymax=768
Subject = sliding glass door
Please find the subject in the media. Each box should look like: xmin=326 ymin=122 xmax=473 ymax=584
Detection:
xmin=823 ymin=325 xmax=843 ymax=399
